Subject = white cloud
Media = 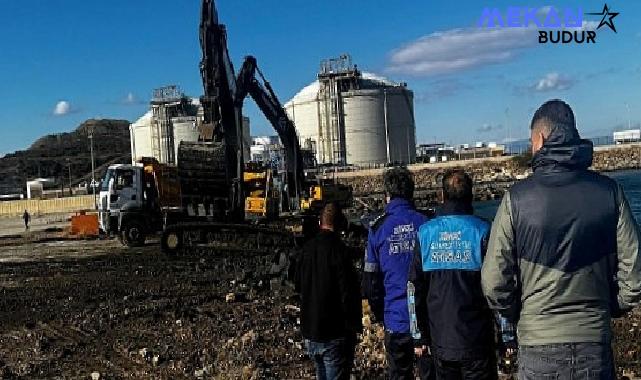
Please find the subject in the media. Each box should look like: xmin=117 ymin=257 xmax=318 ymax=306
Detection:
xmin=477 ymin=123 xmax=503 ymax=133
xmin=120 ymin=92 xmax=145 ymax=106
xmin=387 ymin=12 xmax=598 ymax=77
xmin=388 ymin=27 xmax=535 ymax=76
xmin=533 ymin=72 xmax=574 ymax=91
xmin=53 ymin=101 xmax=71 ymax=116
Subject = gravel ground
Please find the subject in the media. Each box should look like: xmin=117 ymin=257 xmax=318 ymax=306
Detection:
xmin=0 ymin=238 xmax=637 ymax=379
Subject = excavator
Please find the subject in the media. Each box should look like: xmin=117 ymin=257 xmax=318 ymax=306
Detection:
xmin=158 ymin=0 xmax=349 ymax=254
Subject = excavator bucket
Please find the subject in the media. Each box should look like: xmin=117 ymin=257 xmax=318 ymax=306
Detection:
xmin=177 ymin=141 xmax=231 ymax=217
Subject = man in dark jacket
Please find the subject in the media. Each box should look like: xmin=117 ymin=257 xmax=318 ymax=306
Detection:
xmin=482 ymin=99 xmax=641 ymax=379
xmin=363 ymin=167 xmax=434 ymax=380
xmin=296 ymin=203 xmax=362 ymax=380
xmin=409 ymin=170 xmax=497 ymax=380
xmin=23 ymin=209 xmax=30 ymax=230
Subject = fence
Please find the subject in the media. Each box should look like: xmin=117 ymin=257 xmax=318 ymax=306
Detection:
xmin=0 ymin=195 xmax=95 ymax=217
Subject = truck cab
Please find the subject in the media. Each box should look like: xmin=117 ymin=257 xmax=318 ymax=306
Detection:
xmin=99 ymin=159 xmax=183 ymax=247
xmin=99 ymin=163 xmax=147 ymax=246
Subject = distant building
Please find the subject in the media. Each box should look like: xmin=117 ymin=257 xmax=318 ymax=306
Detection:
xmin=455 ymin=144 xmax=505 ymax=160
xmin=416 ymin=143 xmax=455 ymax=163
xmin=250 ymin=136 xmax=284 ymax=167
xmin=613 ymin=129 xmax=641 ymax=144
xmin=26 ymin=178 xmax=56 ymax=199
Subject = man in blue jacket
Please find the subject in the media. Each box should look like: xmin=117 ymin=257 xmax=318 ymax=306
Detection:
xmin=363 ymin=167 xmax=433 ymax=380
xmin=409 ymin=170 xmax=497 ymax=380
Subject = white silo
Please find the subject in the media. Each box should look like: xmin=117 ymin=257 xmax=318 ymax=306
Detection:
xmin=341 ymin=89 xmax=388 ymax=165
xmin=130 ymin=111 xmax=153 ymax=164
xmin=171 ymin=116 xmax=199 ymax=165
xmin=285 ymin=82 xmax=323 ymax=160
xmin=285 ymin=55 xmax=416 ymax=166
xmin=384 ymin=87 xmax=416 ymax=164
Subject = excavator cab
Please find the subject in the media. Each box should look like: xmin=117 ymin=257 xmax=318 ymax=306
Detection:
xmin=243 ymin=162 xmax=279 ymax=220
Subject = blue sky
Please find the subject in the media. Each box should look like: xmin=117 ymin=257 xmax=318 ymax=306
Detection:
xmin=0 ymin=0 xmax=639 ymax=154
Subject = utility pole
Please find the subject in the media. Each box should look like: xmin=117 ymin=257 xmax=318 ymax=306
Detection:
xmin=505 ymin=107 xmax=511 ymax=155
xmin=66 ymin=158 xmax=72 ymax=197
xmin=89 ymin=129 xmax=97 ymax=208
xmin=625 ymin=102 xmax=632 ymax=130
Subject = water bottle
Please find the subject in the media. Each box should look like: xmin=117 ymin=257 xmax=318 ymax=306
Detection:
xmin=407 ymin=281 xmax=421 ymax=340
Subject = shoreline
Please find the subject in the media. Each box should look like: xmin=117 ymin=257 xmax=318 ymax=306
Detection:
xmin=338 ymin=144 xmax=641 ymax=212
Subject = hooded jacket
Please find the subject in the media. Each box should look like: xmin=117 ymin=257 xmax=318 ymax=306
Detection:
xmin=481 ymin=125 xmax=641 ymax=345
xmin=363 ymin=198 xmax=429 ymax=333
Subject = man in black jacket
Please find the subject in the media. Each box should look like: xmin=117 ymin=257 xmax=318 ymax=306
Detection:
xmin=296 ymin=203 xmax=362 ymax=380
xmin=409 ymin=170 xmax=497 ymax=380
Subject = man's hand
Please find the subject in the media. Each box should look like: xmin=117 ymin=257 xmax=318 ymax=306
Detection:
xmin=414 ymin=345 xmax=430 ymax=357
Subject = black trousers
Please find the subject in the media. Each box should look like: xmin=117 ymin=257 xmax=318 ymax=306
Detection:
xmin=433 ymin=355 xmax=498 ymax=380
xmin=385 ymin=331 xmax=435 ymax=380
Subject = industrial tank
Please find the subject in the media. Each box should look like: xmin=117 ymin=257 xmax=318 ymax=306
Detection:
xmin=285 ymin=68 xmax=415 ymax=166
xmin=341 ymin=89 xmax=388 ymax=165
xmin=130 ymin=111 xmax=153 ymax=164
xmin=171 ymin=116 xmax=199 ymax=165
xmin=384 ymin=87 xmax=416 ymax=164
xmin=285 ymin=82 xmax=322 ymax=160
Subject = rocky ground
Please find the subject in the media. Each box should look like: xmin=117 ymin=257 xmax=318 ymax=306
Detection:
xmin=0 ymin=237 xmax=638 ymax=379
xmin=0 ymin=237 xmax=388 ymax=380
xmin=340 ymin=144 xmax=641 ymax=206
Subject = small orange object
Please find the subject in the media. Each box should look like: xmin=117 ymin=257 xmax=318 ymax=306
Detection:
xmin=70 ymin=212 xmax=99 ymax=237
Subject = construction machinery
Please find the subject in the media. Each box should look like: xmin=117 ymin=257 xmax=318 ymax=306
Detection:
xmin=98 ymin=158 xmax=181 ymax=246
xmin=244 ymin=162 xmax=279 ymax=220
xmin=99 ymin=0 xmax=351 ymax=252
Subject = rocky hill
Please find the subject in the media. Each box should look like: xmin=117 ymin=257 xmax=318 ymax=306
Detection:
xmin=0 ymin=119 xmax=131 ymax=195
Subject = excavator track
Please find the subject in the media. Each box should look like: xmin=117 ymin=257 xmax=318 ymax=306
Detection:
xmin=160 ymin=222 xmax=298 ymax=257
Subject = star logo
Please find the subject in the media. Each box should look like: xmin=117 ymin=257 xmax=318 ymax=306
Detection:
xmin=586 ymin=3 xmax=620 ymax=33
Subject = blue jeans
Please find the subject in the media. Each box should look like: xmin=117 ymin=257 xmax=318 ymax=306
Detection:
xmin=518 ymin=343 xmax=616 ymax=380
xmin=305 ymin=335 xmax=356 ymax=380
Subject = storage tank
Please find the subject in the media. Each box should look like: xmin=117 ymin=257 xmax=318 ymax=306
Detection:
xmin=171 ymin=116 xmax=199 ymax=165
xmin=285 ymin=65 xmax=415 ymax=166
xmin=341 ymin=89 xmax=388 ymax=164
xmin=285 ymin=82 xmax=322 ymax=159
xmin=385 ymin=87 xmax=416 ymax=164
xmin=130 ymin=111 xmax=153 ymax=164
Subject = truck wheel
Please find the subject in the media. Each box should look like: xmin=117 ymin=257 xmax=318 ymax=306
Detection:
xmin=161 ymin=230 xmax=182 ymax=256
xmin=121 ymin=221 xmax=146 ymax=247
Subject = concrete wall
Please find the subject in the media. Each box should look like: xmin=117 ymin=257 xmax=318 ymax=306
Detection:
xmin=0 ymin=195 xmax=95 ymax=217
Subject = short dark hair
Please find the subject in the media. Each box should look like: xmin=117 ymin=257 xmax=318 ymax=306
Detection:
xmin=442 ymin=170 xmax=473 ymax=203
xmin=320 ymin=202 xmax=344 ymax=228
xmin=383 ymin=167 xmax=415 ymax=200
xmin=530 ymin=99 xmax=576 ymax=136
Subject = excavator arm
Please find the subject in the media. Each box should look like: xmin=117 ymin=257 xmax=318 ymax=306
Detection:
xmin=176 ymin=0 xmax=245 ymax=221
xmin=236 ymin=56 xmax=305 ymax=208
xmin=179 ymin=0 xmax=305 ymax=220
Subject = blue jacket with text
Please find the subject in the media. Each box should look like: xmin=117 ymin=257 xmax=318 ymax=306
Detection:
xmin=408 ymin=202 xmax=495 ymax=361
xmin=363 ymin=198 xmax=429 ymax=333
